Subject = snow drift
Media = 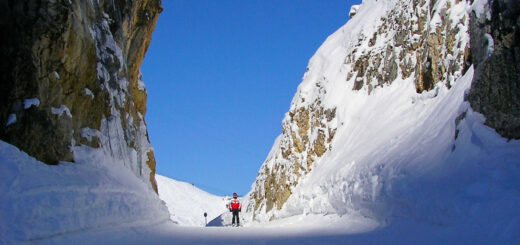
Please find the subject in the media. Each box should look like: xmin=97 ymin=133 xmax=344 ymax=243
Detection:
xmin=0 ymin=141 xmax=170 ymax=244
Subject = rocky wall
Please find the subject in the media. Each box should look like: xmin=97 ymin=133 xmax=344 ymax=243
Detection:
xmin=0 ymin=0 xmax=161 ymax=192
xmin=467 ymin=0 xmax=520 ymax=139
xmin=247 ymin=0 xmax=472 ymax=222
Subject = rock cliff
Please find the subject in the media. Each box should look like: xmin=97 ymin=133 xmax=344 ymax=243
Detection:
xmin=247 ymin=0 xmax=518 ymax=222
xmin=467 ymin=0 xmax=520 ymax=139
xmin=0 ymin=0 xmax=161 ymax=192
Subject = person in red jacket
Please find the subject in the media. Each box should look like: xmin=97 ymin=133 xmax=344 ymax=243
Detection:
xmin=228 ymin=192 xmax=242 ymax=227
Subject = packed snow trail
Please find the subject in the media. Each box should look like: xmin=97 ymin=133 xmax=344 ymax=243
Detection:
xmin=24 ymin=214 xmax=519 ymax=245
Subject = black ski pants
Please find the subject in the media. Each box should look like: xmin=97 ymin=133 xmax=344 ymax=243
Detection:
xmin=231 ymin=210 xmax=240 ymax=225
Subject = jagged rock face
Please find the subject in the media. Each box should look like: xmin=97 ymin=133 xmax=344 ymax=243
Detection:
xmin=0 ymin=0 xmax=161 ymax=192
xmin=467 ymin=0 xmax=520 ymax=139
xmin=250 ymin=97 xmax=337 ymax=218
xmin=247 ymin=0 xmax=471 ymax=222
xmin=346 ymin=0 xmax=469 ymax=93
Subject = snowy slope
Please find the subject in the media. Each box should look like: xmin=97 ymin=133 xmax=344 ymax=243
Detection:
xmin=0 ymin=141 xmax=171 ymax=244
xmin=246 ymin=0 xmax=520 ymax=242
xmin=156 ymin=175 xmax=228 ymax=227
xmin=248 ymin=0 xmax=474 ymax=219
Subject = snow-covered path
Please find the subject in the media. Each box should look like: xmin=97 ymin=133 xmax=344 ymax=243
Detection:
xmin=26 ymin=214 xmax=516 ymax=245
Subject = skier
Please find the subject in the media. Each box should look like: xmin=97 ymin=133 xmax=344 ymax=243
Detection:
xmin=228 ymin=192 xmax=241 ymax=227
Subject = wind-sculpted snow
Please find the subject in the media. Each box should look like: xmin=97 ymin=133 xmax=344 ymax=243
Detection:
xmin=0 ymin=141 xmax=170 ymax=243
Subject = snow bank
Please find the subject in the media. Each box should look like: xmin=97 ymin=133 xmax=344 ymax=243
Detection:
xmin=0 ymin=141 xmax=170 ymax=243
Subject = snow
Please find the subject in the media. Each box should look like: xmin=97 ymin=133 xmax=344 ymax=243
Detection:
xmin=1 ymin=0 xmax=519 ymax=244
xmin=80 ymin=127 xmax=101 ymax=142
xmin=24 ymin=98 xmax=40 ymax=109
xmin=156 ymin=175 xmax=228 ymax=227
xmin=85 ymin=10 xmax=155 ymax=190
xmin=248 ymin=0 xmax=519 ymax=243
xmin=51 ymin=105 xmax=72 ymax=118
xmin=0 ymin=140 xmax=170 ymax=244
xmin=96 ymin=62 xmax=110 ymax=84
xmin=5 ymin=113 xmax=16 ymax=126
xmin=471 ymin=0 xmax=489 ymax=19
xmin=138 ymin=80 xmax=146 ymax=91
xmin=138 ymin=72 xmax=146 ymax=91
xmin=277 ymin=66 xmax=520 ymax=235
xmin=84 ymin=88 xmax=94 ymax=99
xmin=0 ymin=141 xmax=404 ymax=245
xmin=90 ymin=19 xmax=128 ymax=108
xmin=14 ymin=208 xmax=520 ymax=244
xmin=349 ymin=5 xmax=359 ymax=17
xmin=484 ymin=33 xmax=494 ymax=56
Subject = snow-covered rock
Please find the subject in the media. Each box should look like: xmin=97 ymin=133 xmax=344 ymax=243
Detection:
xmin=23 ymin=98 xmax=40 ymax=109
xmin=466 ymin=0 xmax=520 ymax=139
xmin=249 ymin=0 xmax=470 ymax=222
xmin=247 ymin=1 xmax=520 ymax=242
xmin=349 ymin=5 xmax=359 ymax=18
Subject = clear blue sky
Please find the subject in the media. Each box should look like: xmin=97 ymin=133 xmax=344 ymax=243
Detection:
xmin=141 ymin=0 xmax=360 ymax=196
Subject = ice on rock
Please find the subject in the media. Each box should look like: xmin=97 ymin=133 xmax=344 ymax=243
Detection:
xmin=5 ymin=114 xmax=16 ymax=126
xmin=51 ymin=105 xmax=72 ymax=118
xmin=84 ymin=88 xmax=95 ymax=99
xmin=23 ymin=98 xmax=40 ymax=109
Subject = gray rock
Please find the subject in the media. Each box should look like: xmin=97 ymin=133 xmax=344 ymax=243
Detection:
xmin=467 ymin=0 xmax=520 ymax=139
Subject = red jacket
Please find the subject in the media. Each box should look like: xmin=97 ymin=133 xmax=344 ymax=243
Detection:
xmin=229 ymin=198 xmax=241 ymax=210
